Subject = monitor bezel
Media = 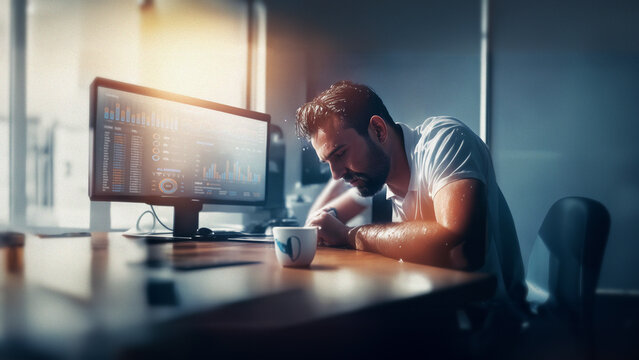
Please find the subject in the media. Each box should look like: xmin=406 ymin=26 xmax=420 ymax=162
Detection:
xmin=89 ymin=77 xmax=270 ymax=207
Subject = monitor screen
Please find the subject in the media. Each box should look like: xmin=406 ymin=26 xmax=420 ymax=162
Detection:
xmin=89 ymin=78 xmax=270 ymax=207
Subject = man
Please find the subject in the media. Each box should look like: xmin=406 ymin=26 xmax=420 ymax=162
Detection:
xmin=298 ymin=81 xmax=526 ymax=308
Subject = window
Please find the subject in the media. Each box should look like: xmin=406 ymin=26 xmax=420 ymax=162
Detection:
xmin=18 ymin=0 xmax=249 ymax=230
xmin=110 ymin=0 xmax=249 ymax=230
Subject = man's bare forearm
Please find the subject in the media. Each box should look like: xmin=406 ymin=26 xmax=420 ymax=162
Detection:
xmin=348 ymin=222 xmax=471 ymax=269
xmin=307 ymin=179 xmax=349 ymax=217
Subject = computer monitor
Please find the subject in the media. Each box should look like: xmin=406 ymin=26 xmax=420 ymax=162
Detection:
xmin=89 ymin=77 xmax=270 ymax=238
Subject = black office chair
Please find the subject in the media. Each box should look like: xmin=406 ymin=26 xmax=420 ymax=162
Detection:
xmin=524 ymin=196 xmax=610 ymax=359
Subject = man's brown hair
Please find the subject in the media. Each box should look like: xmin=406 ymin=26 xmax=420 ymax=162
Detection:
xmin=295 ymin=81 xmax=394 ymax=139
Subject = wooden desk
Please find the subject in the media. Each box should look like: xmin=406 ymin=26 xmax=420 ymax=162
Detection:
xmin=0 ymin=233 xmax=495 ymax=358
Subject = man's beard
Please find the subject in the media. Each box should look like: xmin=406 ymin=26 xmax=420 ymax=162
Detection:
xmin=342 ymin=136 xmax=390 ymax=197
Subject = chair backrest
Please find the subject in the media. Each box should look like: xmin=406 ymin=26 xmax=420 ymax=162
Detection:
xmin=525 ymin=196 xmax=610 ymax=325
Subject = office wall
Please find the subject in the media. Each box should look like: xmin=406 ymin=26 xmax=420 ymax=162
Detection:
xmin=491 ymin=0 xmax=639 ymax=290
xmin=301 ymin=1 xmax=481 ymax=134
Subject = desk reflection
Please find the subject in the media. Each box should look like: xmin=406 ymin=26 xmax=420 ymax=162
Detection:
xmin=5 ymin=245 xmax=25 ymax=278
xmin=146 ymin=279 xmax=180 ymax=307
xmin=0 ymin=233 xmax=494 ymax=359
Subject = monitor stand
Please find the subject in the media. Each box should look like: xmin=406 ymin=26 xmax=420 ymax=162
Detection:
xmin=172 ymin=201 xmax=203 ymax=238
xmin=123 ymin=201 xmax=203 ymax=242
xmin=124 ymin=201 xmax=256 ymax=242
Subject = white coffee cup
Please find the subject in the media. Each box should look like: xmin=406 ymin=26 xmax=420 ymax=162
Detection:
xmin=272 ymin=226 xmax=317 ymax=267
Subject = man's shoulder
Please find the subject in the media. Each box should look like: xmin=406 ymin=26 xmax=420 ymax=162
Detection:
xmin=409 ymin=116 xmax=473 ymax=150
xmin=399 ymin=116 xmax=479 ymax=166
xmin=414 ymin=116 xmax=469 ymax=136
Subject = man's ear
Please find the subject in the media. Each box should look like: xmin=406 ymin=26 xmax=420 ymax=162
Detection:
xmin=368 ymin=115 xmax=388 ymax=143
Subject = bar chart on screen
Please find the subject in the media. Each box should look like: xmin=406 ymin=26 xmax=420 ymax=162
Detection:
xmin=198 ymin=160 xmax=262 ymax=184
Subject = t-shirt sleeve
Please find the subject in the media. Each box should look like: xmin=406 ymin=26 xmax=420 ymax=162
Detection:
xmin=423 ymin=125 xmax=487 ymax=198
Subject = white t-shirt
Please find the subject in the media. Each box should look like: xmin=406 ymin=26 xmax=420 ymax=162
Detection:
xmin=386 ymin=116 xmax=526 ymax=307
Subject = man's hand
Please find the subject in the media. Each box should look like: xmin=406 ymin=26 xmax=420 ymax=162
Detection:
xmin=306 ymin=208 xmax=350 ymax=247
